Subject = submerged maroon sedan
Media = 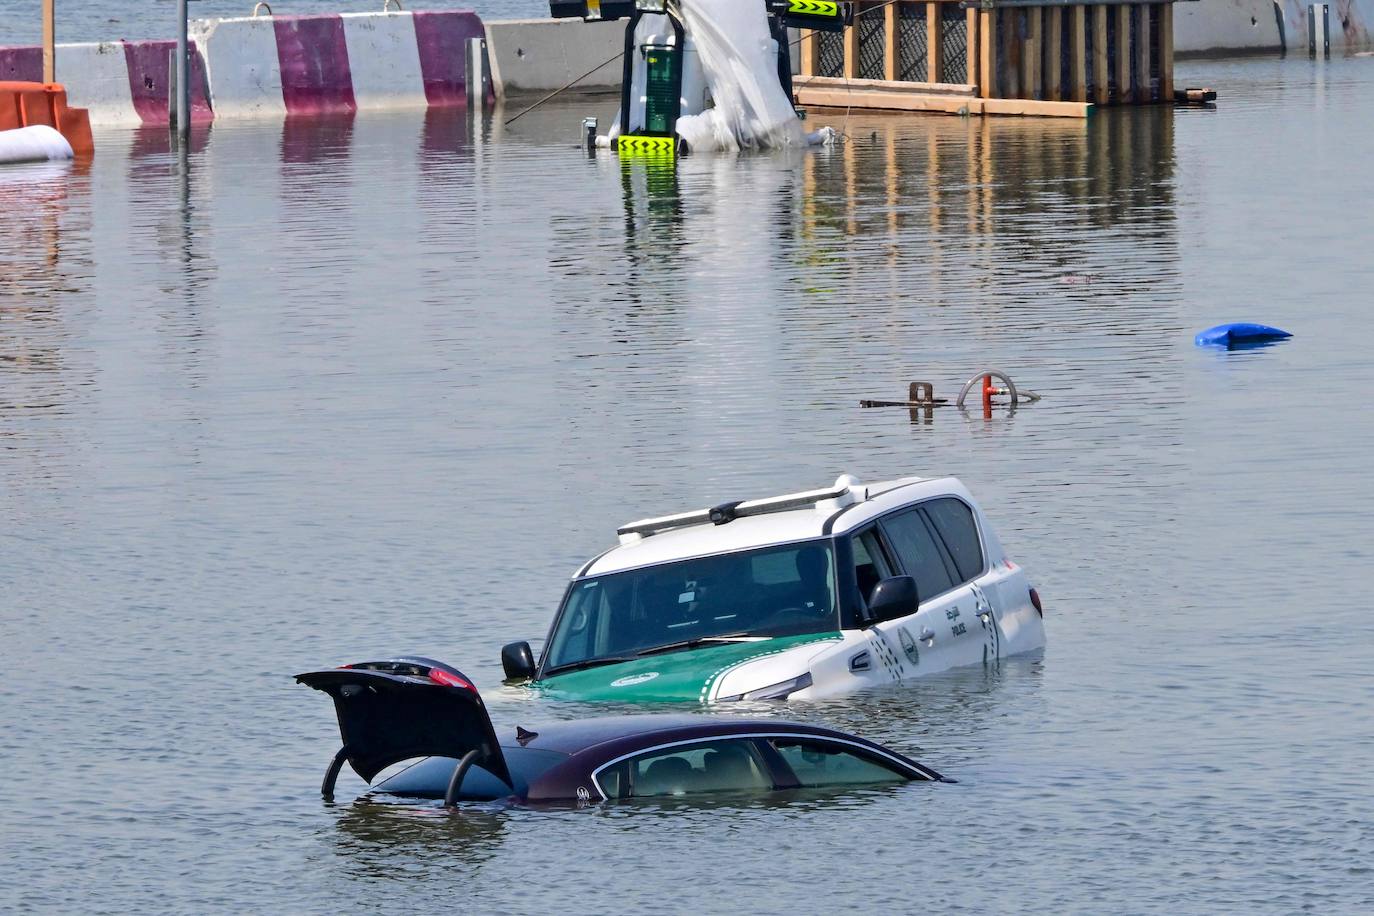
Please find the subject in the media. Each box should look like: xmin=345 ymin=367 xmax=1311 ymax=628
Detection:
xmin=297 ymin=657 xmax=947 ymax=805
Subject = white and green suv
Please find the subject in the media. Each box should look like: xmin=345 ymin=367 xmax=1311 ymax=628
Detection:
xmin=501 ymin=474 xmax=1046 ymax=703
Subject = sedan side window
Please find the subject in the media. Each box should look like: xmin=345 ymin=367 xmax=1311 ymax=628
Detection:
xmin=879 ymin=510 xmax=956 ymax=599
xmin=606 ymin=740 xmax=772 ymax=798
xmin=771 ymin=739 xmax=908 ymax=786
xmin=923 ymin=498 xmax=984 ymax=582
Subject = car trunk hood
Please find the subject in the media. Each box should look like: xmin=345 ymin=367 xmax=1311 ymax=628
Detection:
xmin=534 ymin=633 xmax=842 ymax=702
xmin=296 ymin=657 xmax=512 ymax=787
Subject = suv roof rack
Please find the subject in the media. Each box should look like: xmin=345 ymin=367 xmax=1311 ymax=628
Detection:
xmin=617 ymin=474 xmax=867 ymax=544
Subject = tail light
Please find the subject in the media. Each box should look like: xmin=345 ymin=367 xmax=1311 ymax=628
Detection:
xmin=428 ymin=668 xmax=476 ymax=691
xmin=1029 ymin=588 xmax=1043 ymax=616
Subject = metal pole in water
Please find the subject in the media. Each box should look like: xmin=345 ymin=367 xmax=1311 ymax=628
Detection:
xmin=1308 ymin=4 xmax=1330 ymax=58
xmin=42 ymin=0 xmax=55 ymax=83
xmin=175 ymin=0 xmax=190 ymax=143
xmin=465 ymin=37 xmax=488 ymax=109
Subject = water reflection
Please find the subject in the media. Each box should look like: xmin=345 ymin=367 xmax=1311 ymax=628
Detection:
xmin=331 ymin=800 xmax=509 ymax=872
xmin=8 ymin=59 xmax=1374 ymax=911
xmin=0 ymin=158 xmax=93 ymax=495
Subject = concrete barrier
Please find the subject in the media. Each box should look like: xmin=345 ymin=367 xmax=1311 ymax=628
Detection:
xmin=483 ymin=18 xmax=623 ymax=95
xmin=187 ymin=17 xmax=284 ymax=120
xmin=0 ymin=41 xmax=211 ymax=127
xmin=193 ymin=10 xmax=488 ymax=119
xmin=1176 ymin=0 xmax=1371 ymax=54
xmin=0 ymin=9 xmax=488 ymax=127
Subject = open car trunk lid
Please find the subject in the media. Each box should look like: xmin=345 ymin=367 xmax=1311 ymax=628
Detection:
xmin=296 ymin=657 xmax=512 ymax=789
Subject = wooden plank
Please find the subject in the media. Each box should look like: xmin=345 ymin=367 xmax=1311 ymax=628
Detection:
xmin=1114 ymin=4 xmax=1130 ymax=102
xmin=1046 ymin=7 xmax=1063 ymax=101
xmin=795 ymin=86 xmax=1092 ymax=118
xmin=1134 ymin=4 xmax=1150 ymax=102
xmin=1160 ymin=3 xmax=1174 ymax=100
xmin=1092 ymin=6 xmax=1108 ymax=105
xmin=1070 ymin=5 xmax=1087 ymax=103
xmin=927 ymin=2 xmax=943 ymax=84
xmin=795 ymin=74 xmax=977 ymax=96
xmin=800 ymin=28 xmax=817 ymax=77
xmin=844 ymin=17 xmax=859 ymax=79
xmin=1026 ymin=8 xmax=1041 ymax=100
xmin=885 ymin=2 xmax=899 ymax=81
xmin=978 ymin=96 xmax=1093 ymax=118
xmin=979 ymin=9 xmax=996 ymax=99
xmin=796 ymin=86 xmax=980 ymax=113
xmin=967 ymin=7 xmax=980 ymax=89
xmin=43 ymin=0 xmax=55 ymax=83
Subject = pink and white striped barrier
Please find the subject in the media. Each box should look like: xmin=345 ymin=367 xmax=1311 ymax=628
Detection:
xmin=0 ymin=9 xmax=487 ymax=127
xmin=0 ymin=41 xmax=213 ymax=127
xmin=192 ymin=10 xmax=488 ymax=120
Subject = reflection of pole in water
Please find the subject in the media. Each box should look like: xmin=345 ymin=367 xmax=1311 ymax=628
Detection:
xmin=177 ymin=142 xmax=192 ymax=271
xmin=174 ymin=0 xmax=191 ymax=146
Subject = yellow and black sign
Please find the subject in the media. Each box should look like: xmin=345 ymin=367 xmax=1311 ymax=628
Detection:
xmin=789 ymin=0 xmax=840 ymax=17
xmin=780 ymin=0 xmax=849 ymax=32
xmin=617 ymin=134 xmax=677 ymax=157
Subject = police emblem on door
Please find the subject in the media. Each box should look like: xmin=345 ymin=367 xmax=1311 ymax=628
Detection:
xmin=898 ymin=627 xmax=920 ymax=667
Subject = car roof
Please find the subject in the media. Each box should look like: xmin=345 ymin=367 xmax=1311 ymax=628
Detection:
xmin=582 ymin=475 xmax=973 ymax=576
xmin=502 ymin=714 xmax=865 ymax=756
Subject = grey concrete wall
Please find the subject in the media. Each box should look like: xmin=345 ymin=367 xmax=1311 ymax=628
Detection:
xmin=484 ymin=18 xmax=624 ymax=96
xmin=1177 ymin=0 xmax=1372 ymax=55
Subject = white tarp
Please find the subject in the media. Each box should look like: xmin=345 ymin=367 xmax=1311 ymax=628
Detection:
xmin=674 ymin=0 xmax=831 ymax=152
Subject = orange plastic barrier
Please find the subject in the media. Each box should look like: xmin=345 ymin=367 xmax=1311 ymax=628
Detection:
xmin=0 ymin=81 xmax=94 ymax=156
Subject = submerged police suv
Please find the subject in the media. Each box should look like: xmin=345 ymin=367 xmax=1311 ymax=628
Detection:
xmin=501 ymin=474 xmax=1046 ymax=703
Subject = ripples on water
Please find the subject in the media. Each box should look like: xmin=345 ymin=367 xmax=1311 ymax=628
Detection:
xmin=3 ymin=57 xmax=1374 ymax=913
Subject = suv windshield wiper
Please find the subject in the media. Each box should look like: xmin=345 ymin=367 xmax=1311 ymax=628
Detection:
xmin=634 ymin=633 xmax=763 ymax=658
xmin=544 ymin=655 xmax=639 ymax=676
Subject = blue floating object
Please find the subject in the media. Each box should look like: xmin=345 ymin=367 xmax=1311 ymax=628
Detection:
xmin=1194 ymin=323 xmax=1293 ymax=348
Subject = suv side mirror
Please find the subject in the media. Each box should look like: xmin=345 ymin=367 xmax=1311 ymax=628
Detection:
xmin=867 ymin=576 xmax=918 ymax=623
xmin=501 ymin=641 xmax=536 ymax=681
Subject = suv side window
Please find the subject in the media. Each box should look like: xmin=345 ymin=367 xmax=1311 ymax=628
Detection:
xmin=879 ymin=509 xmax=956 ymax=599
xmin=923 ymin=498 xmax=984 ymax=582
xmin=851 ymin=528 xmax=893 ymax=605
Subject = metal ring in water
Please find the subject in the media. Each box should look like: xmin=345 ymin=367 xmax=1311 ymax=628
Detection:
xmin=955 ymin=369 xmax=1020 ymax=409
xmin=252 ymin=2 xmax=273 ymax=17
xmin=383 ymin=0 xmax=403 ymax=10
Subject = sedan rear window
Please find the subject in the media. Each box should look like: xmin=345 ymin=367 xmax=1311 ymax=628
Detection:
xmin=771 ymin=739 xmax=907 ymax=786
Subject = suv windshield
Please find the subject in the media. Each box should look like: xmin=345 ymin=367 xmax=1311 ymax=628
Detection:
xmin=544 ymin=540 xmax=838 ymax=674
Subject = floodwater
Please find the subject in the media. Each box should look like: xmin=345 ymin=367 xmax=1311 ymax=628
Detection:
xmin=4 ymin=56 xmax=1374 ymax=913
xmin=3 ymin=0 xmax=547 ymax=45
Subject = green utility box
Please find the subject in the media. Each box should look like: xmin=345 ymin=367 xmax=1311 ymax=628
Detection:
xmin=641 ymin=44 xmax=677 ymax=135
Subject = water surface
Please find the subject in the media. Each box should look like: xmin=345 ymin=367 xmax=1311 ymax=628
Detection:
xmin=3 ymin=56 xmax=1374 ymax=914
